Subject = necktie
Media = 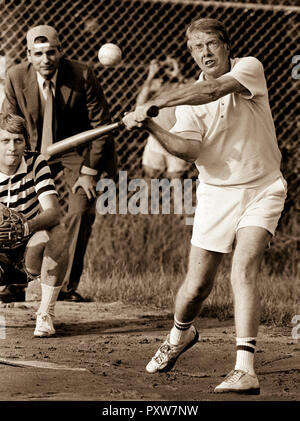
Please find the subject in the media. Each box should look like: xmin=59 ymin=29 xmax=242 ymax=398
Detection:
xmin=41 ymin=80 xmax=54 ymax=160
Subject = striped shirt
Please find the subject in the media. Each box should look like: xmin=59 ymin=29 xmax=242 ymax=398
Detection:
xmin=0 ymin=152 xmax=57 ymax=220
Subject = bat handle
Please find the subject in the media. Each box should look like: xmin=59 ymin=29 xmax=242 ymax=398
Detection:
xmin=118 ymin=105 xmax=159 ymax=129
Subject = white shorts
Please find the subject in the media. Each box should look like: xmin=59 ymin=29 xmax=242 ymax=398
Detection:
xmin=191 ymin=176 xmax=287 ymax=253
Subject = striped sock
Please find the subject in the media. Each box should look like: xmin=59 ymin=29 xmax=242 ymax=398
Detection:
xmin=235 ymin=337 xmax=257 ymax=375
xmin=169 ymin=317 xmax=193 ymax=345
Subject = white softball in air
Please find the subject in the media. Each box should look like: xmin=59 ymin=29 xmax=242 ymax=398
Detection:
xmin=98 ymin=43 xmax=122 ymax=67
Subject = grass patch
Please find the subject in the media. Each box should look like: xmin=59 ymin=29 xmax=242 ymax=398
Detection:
xmin=79 ymin=212 xmax=299 ymax=327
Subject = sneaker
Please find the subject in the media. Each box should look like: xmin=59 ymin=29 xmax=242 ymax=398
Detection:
xmin=34 ymin=313 xmax=56 ymax=337
xmin=146 ymin=325 xmax=199 ymax=374
xmin=214 ymin=369 xmax=260 ymax=395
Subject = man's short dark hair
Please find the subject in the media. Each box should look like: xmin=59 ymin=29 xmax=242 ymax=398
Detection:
xmin=0 ymin=113 xmax=28 ymax=144
xmin=186 ymin=18 xmax=231 ymax=56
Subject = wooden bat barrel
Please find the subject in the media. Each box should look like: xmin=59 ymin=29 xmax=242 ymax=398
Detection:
xmin=46 ymin=106 xmax=159 ymax=158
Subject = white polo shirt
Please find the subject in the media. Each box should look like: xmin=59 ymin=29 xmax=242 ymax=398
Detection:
xmin=171 ymin=57 xmax=282 ymax=188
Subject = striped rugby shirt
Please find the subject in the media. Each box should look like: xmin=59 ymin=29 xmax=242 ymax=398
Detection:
xmin=0 ymin=152 xmax=57 ymax=220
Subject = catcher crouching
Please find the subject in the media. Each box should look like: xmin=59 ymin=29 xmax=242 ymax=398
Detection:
xmin=0 ymin=113 xmax=68 ymax=337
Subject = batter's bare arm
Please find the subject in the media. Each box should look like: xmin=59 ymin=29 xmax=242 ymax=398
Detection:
xmin=147 ymin=120 xmax=200 ymax=162
xmin=137 ymin=75 xmax=249 ymax=112
xmin=122 ymin=114 xmax=201 ymax=162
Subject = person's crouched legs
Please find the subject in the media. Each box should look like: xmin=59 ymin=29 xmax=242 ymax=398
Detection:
xmin=24 ymin=224 xmax=69 ymax=337
xmin=0 ymin=245 xmax=29 ymax=303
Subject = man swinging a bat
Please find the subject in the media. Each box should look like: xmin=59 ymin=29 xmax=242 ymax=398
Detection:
xmin=122 ymin=18 xmax=287 ymax=395
xmin=0 ymin=112 xmax=68 ymax=337
xmin=2 ymin=25 xmax=117 ymax=303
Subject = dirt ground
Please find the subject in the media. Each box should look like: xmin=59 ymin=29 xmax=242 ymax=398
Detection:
xmin=0 ymin=282 xmax=299 ymax=408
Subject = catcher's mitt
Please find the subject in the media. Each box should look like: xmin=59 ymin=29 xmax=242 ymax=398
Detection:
xmin=0 ymin=203 xmax=30 ymax=250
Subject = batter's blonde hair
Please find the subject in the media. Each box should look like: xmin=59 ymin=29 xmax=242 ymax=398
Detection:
xmin=186 ymin=18 xmax=232 ymax=57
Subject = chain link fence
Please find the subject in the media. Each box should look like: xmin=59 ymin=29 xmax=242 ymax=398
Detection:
xmin=0 ymin=0 xmax=299 ymax=219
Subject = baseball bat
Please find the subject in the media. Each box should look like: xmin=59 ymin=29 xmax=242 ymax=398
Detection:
xmin=46 ymin=105 xmax=159 ymax=158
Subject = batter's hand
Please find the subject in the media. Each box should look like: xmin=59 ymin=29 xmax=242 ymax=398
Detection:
xmin=72 ymin=175 xmax=96 ymax=200
xmin=122 ymin=103 xmax=156 ymax=129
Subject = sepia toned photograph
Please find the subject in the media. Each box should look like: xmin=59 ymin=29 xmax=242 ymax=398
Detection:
xmin=0 ymin=0 xmax=299 ymax=414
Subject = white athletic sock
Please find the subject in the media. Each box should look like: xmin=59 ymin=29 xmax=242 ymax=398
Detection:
xmin=169 ymin=317 xmax=194 ymax=345
xmin=38 ymin=284 xmax=62 ymax=317
xmin=235 ymin=337 xmax=257 ymax=375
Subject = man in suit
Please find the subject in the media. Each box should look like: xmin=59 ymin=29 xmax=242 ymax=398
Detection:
xmin=1 ymin=25 xmax=117 ymax=303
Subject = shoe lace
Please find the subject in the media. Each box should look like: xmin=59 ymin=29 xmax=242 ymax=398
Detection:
xmin=36 ymin=313 xmax=50 ymax=323
xmin=153 ymin=343 xmax=172 ymax=364
xmin=225 ymin=370 xmax=244 ymax=384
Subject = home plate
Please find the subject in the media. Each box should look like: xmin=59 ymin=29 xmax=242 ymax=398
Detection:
xmin=0 ymin=357 xmax=90 ymax=372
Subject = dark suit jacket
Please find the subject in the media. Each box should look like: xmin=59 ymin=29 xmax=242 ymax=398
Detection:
xmin=2 ymin=57 xmax=117 ymax=179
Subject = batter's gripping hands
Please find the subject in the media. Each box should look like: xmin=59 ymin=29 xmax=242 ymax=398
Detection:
xmin=0 ymin=204 xmax=30 ymax=250
xmin=122 ymin=105 xmax=159 ymax=129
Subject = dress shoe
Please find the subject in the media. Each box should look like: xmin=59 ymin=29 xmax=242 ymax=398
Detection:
xmin=0 ymin=285 xmax=26 ymax=303
xmin=57 ymin=290 xmax=86 ymax=302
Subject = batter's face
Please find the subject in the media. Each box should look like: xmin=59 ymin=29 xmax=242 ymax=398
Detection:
xmin=187 ymin=31 xmax=230 ymax=79
xmin=0 ymin=129 xmax=26 ymax=175
xmin=27 ymin=44 xmax=61 ymax=79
